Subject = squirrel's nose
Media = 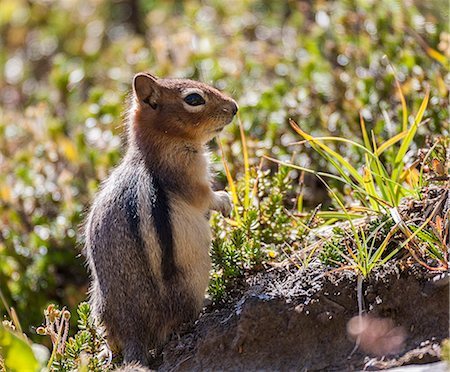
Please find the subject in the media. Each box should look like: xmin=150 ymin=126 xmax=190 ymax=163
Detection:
xmin=231 ymin=101 xmax=239 ymax=116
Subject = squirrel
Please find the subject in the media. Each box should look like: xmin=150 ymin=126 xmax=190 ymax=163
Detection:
xmin=83 ymin=72 xmax=238 ymax=365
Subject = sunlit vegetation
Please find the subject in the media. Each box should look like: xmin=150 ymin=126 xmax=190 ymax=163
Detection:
xmin=0 ymin=0 xmax=448 ymax=369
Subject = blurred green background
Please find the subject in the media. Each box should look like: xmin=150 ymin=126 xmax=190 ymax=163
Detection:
xmin=0 ymin=0 xmax=448 ymax=339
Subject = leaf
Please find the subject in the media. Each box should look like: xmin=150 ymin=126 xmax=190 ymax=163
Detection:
xmin=391 ymin=89 xmax=429 ymax=184
xmin=394 ymin=74 xmax=408 ymax=132
xmin=9 ymin=308 xmax=22 ymax=334
xmin=218 ymin=139 xmax=240 ymax=223
xmin=359 ymin=113 xmax=372 ymax=151
xmin=362 ymin=155 xmax=379 ymax=212
xmin=377 ymin=128 xmax=409 ymax=155
xmin=403 ymin=167 xmax=420 ymax=188
xmin=432 ymin=158 xmax=447 ymax=176
xmin=59 ymin=137 xmax=78 ymax=162
xmin=238 ymin=114 xmax=250 ymax=214
xmin=0 ymin=185 xmax=11 ymax=203
xmin=315 ymin=211 xmax=365 ymax=220
xmin=0 ymin=324 xmax=39 ymax=372
xmin=425 ymin=46 xmax=449 ymax=67
xmin=290 ymin=136 xmax=371 ymax=155
xmin=290 ymin=120 xmax=364 ymax=185
xmin=370 ymin=134 xmax=395 ymax=205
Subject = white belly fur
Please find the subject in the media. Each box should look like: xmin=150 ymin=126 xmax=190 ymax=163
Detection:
xmin=170 ymin=197 xmax=212 ymax=304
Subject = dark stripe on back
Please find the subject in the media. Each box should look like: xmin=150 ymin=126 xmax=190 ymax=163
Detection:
xmin=119 ymin=165 xmax=158 ymax=289
xmin=152 ymin=176 xmax=176 ymax=280
xmin=122 ymin=171 xmax=144 ymax=247
xmin=121 ymin=163 xmax=175 ymax=280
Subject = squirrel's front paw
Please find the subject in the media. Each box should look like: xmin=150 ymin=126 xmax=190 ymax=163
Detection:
xmin=213 ymin=191 xmax=233 ymax=217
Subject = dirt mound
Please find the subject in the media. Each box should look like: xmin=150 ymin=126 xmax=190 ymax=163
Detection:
xmin=159 ymin=263 xmax=448 ymax=371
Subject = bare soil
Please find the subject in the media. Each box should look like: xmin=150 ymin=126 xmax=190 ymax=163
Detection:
xmin=158 ymin=263 xmax=448 ymax=371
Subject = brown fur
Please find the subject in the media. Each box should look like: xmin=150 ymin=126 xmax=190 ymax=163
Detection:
xmin=130 ymin=74 xmax=236 ymax=209
xmin=84 ymin=72 xmax=237 ymax=366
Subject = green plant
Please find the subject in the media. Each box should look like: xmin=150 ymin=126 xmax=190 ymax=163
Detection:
xmin=319 ymin=159 xmax=448 ymax=275
xmin=286 ymin=84 xmax=430 ymax=212
xmin=267 ymin=77 xmax=447 ymax=276
xmin=319 ymin=212 xmax=399 ymax=276
xmin=0 ymin=289 xmax=47 ymax=372
xmin=209 ymin=118 xmax=306 ymax=301
xmin=1 ymin=295 xmax=111 ymax=372
xmin=0 ymin=322 xmax=41 ymax=372
xmin=1 ymin=0 xmax=448 ymax=336
xmin=442 ymin=339 xmax=450 ymax=365
xmin=36 ymin=303 xmax=108 ymax=372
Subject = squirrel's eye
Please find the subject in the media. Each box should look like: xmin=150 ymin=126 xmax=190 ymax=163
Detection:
xmin=184 ymin=93 xmax=205 ymax=106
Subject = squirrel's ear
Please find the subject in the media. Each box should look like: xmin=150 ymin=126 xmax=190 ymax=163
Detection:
xmin=133 ymin=73 xmax=160 ymax=109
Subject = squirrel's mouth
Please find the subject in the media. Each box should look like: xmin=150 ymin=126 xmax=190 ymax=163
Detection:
xmin=211 ymin=114 xmax=235 ymax=133
xmin=213 ymin=116 xmax=235 ymax=132
xmin=212 ymin=125 xmax=226 ymax=133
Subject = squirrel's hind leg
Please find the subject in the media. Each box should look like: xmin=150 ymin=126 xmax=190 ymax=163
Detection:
xmin=122 ymin=341 xmax=152 ymax=366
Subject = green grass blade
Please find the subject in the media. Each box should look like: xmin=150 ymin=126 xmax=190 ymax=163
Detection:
xmin=369 ymin=223 xmax=399 ymax=266
xmin=377 ymin=121 xmax=426 ymax=155
xmin=396 ymin=196 xmax=442 ymax=252
xmin=263 ymin=156 xmax=349 ymax=184
xmin=218 ymin=140 xmax=241 ymax=224
xmin=315 ymin=211 xmax=365 ymax=220
xmin=290 ymin=120 xmax=364 ymax=185
xmin=310 ymin=144 xmax=358 ymax=187
xmin=360 ymin=113 xmax=372 ymax=151
xmin=394 ymin=74 xmax=408 ymax=132
xmin=380 ymin=246 xmax=401 ymax=265
xmin=297 ymin=171 xmax=305 ymax=213
xmin=265 ymin=155 xmax=391 ymax=210
xmin=377 ymin=129 xmax=408 ymax=155
xmin=370 ymin=133 xmax=395 ymax=205
xmin=238 ymin=114 xmax=250 ymax=214
xmin=363 ymin=154 xmax=380 ymax=212
xmin=358 ymin=226 xmax=368 ymax=274
xmin=291 ymin=136 xmax=375 ymax=157
xmin=391 ymin=89 xmax=430 ymax=183
xmin=369 ymin=168 xmax=415 ymax=196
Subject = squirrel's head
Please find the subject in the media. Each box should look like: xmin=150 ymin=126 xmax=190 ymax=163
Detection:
xmin=131 ymin=72 xmax=238 ymax=144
